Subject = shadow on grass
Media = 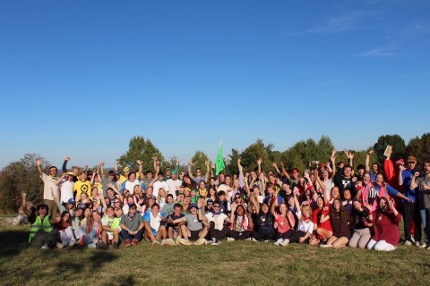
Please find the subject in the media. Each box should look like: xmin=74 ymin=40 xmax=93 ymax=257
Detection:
xmin=0 ymin=229 xmax=29 ymax=258
xmin=106 ymin=275 xmax=135 ymax=286
xmin=54 ymin=250 xmax=120 ymax=280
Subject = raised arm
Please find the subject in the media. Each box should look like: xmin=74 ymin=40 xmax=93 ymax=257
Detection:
xmin=35 ymin=159 xmax=43 ymax=176
xmin=272 ymin=162 xmax=281 ymax=176
xmin=257 ymin=158 xmax=262 ymax=175
xmin=62 ymin=155 xmax=70 ymax=173
xmin=365 ymin=150 xmax=374 ymax=172
xmin=188 ymin=161 xmax=194 ymax=178
xmin=280 ymin=161 xmax=291 ymax=180
xmin=137 ymin=160 xmax=144 ymax=180
xmin=410 ymin=171 xmax=420 ymax=190
xmin=99 ymin=161 xmax=105 ymax=179
xmin=205 ymin=160 xmax=210 ymax=183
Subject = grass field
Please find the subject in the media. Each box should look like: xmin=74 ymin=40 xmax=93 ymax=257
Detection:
xmin=0 ymin=219 xmax=429 ymax=286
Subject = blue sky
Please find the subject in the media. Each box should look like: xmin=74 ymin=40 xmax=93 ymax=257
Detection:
xmin=0 ymin=0 xmax=429 ymax=168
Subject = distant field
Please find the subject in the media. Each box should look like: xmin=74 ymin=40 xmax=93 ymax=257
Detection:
xmin=0 ymin=221 xmax=429 ymax=286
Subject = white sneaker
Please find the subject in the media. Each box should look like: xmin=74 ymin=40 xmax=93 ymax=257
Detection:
xmin=227 ymin=237 xmax=235 ymax=242
xmin=194 ymin=238 xmax=206 ymax=245
xmin=56 ymin=242 xmax=65 ymax=249
xmin=179 ymin=238 xmax=192 ymax=246
xmin=69 ymin=241 xmax=76 ymax=247
xmin=320 ymin=244 xmax=333 ymax=248
xmin=41 ymin=244 xmax=50 ymax=250
xmin=160 ymin=239 xmax=167 ymax=246
xmin=281 ymin=239 xmax=290 ymax=246
xmin=166 ymin=239 xmax=176 ymax=246
xmin=274 ymin=238 xmax=283 ymax=246
xmin=404 ymin=240 xmax=413 ymax=246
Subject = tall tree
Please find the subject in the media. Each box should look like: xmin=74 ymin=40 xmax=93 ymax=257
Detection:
xmin=118 ymin=136 xmax=164 ymax=173
xmin=373 ymin=134 xmax=406 ymax=164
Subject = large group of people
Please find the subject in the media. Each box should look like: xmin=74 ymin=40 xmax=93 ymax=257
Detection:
xmin=20 ymin=148 xmax=430 ymax=252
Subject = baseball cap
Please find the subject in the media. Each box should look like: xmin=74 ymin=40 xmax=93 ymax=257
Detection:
xmin=67 ymin=198 xmax=76 ymax=205
xmin=407 ymin=156 xmax=417 ymax=163
xmin=206 ymin=199 xmax=214 ymax=205
xmin=189 ymin=203 xmax=198 ymax=209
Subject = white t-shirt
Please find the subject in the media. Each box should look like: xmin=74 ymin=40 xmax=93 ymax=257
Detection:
xmin=153 ymin=180 xmax=169 ymax=198
xmin=124 ymin=179 xmax=141 ymax=195
xmin=60 ymin=180 xmax=74 ymax=203
xmin=205 ymin=212 xmax=228 ymax=230
xmin=166 ymin=178 xmax=182 ymax=199
xmin=296 ymin=210 xmax=314 ymax=233
xmin=41 ymin=173 xmax=59 ymax=200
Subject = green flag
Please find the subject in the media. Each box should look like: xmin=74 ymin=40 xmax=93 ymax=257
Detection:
xmin=215 ymin=141 xmax=225 ymax=176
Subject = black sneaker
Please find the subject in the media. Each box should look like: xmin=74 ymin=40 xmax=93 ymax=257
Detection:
xmin=96 ymin=241 xmax=108 ymax=250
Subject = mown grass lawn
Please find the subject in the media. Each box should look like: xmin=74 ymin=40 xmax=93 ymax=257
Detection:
xmin=0 ymin=221 xmax=429 ymax=286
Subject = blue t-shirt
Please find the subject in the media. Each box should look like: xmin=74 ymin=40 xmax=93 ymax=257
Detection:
xmin=402 ymin=169 xmax=418 ymax=203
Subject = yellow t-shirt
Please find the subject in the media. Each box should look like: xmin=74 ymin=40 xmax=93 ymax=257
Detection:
xmin=74 ymin=180 xmax=91 ymax=198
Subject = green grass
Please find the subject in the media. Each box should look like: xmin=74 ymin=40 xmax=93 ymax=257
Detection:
xmin=0 ymin=222 xmax=429 ymax=286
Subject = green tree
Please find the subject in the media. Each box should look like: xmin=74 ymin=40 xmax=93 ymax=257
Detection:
xmin=118 ymin=136 xmax=164 ymax=173
xmin=0 ymin=154 xmax=48 ymax=213
xmin=189 ymin=151 xmax=210 ymax=174
xmin=239 ymin=139 xmax=272 ymax=173
xmin=373 ymin=135 xmax=406 ymax=164
xmin=406 ymin=133 xmax=430 ymax=165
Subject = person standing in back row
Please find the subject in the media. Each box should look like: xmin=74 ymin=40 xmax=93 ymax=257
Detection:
xmin=36 ymin=159 xmax=59 ymax=219
xmin=399 ymin=155 xmax=422 ymax=246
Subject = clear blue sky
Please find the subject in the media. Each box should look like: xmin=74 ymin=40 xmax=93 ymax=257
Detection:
xmin=1 ymin=0 xmax=429 ymax=168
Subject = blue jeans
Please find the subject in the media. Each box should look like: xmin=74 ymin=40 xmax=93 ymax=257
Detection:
xmin=121 ymin=228 xmax=144 ymax=241
xmin=420 ymin=208 xmax=430 ymax=244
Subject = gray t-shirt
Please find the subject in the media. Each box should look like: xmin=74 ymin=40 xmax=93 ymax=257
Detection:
xmin=185 ymin=213 xmax=203 ymax=231
xmin=120 ymin=213 xmax=144 ymax=231
xmin=417 ymin=176 xmax=430 ymax=209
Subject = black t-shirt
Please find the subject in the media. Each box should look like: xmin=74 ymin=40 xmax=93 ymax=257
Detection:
xmin=352 ymin=208 xmax=370 ymax=229
xmin=256 ymin=212 xmax=275 ymax=234
xmin=168 ymin=213 xmax=184 ymax=228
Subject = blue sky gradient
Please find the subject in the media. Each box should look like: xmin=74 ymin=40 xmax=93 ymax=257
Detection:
xmin=1 ymin=0 xmax=429 ymax=168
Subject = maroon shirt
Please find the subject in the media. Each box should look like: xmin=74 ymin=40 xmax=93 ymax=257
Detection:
xmin=372 ymin=210 xmax=401 ymax=246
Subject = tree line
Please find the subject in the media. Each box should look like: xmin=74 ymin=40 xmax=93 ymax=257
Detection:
xmin=1 ymin=133 xmax=429 ymax=213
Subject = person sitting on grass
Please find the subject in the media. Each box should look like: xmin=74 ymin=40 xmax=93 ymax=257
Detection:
xmin=143 ymin=203 xmax=168 ymax=245
xmin=80 ymin=210 xmax=103 ymax=248
xmin=280 ymin=203 xmax=314 ymax=246
xmin=120 ymin=204 xmax=145 ymax=247
xmin=171 ymin=203 xmax=208 ymax=246
xmin=206 ymin=201 xmax=230 ymax=246
xmin=101 ymin=206 xmax=121 ymax=249
xmin=272 ymin=199 xmax=296 ymax=246
xmin=367 ymin=197 xmax=401 ymax=251
xmin=251 ymin=203 xmax=276 ymax=242
xmin=320 ymin=198 xmax=351 ymax=248
xmin=227 ymin=205 xmax=254 ymax=241
xmin=166 ymin=203 xmax=185 ymax=245
xmin=25 ymin=203 xmax=58 ymax=250
xmin=348 ymin=199 xmax=373 ymax=249
xmin=54 ymin=211 xmax=76 ymax=248
xmin=309 ymin=195 xmax=332 ymax=246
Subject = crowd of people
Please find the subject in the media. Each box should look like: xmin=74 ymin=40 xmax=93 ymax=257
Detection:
xmin=20 ymin=148 xmax=430 ymax=252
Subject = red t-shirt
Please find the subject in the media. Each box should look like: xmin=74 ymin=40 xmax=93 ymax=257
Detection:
xmin=312 ymin=204 xmax=332 ymax=232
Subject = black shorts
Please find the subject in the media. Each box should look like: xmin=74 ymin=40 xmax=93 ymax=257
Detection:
xmin=189 ymin=230 xmax=201 ymax=240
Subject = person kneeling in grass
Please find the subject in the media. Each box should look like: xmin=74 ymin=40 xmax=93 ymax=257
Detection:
xmin=143 ymin=203 xmax=168 ymax=245
xmin=120 ymin=204 xmax=144 ymax=247
xmin=367 ymin=197 xmax=401 ymax=251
